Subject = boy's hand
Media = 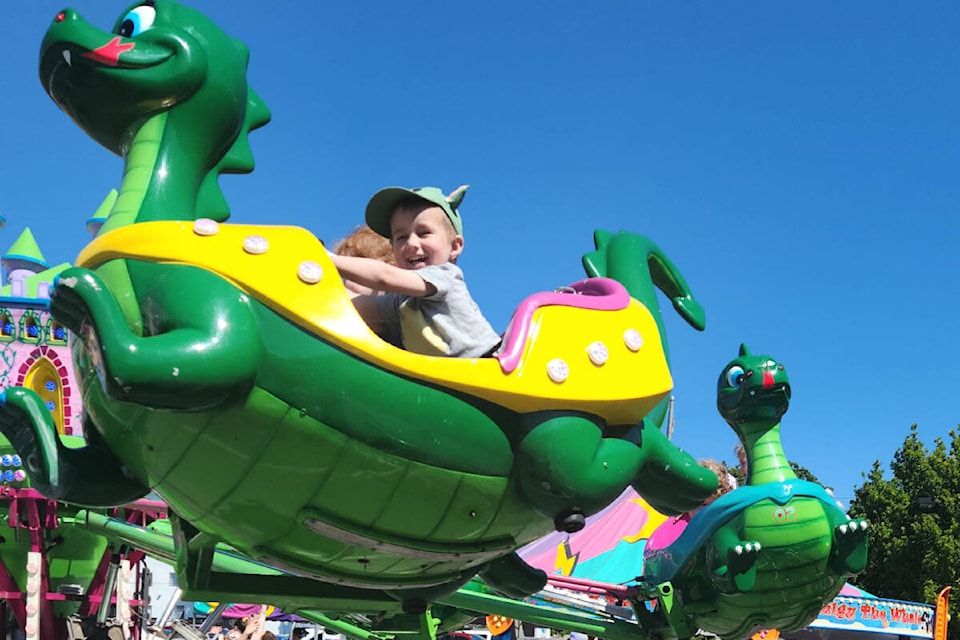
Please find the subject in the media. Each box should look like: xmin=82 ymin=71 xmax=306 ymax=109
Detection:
xmin=331 ymin=254 xmax=436 ymax=298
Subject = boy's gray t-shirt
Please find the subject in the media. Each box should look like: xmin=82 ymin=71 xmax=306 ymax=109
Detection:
xmin=373 ymin=263 xmax=500 ymax=357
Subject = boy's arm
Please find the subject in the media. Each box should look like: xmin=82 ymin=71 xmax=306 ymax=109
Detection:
xmin=331 ymin=254 xmax=436 ymax=297
xmin=350 ymin=294 xmax=386 ymax=329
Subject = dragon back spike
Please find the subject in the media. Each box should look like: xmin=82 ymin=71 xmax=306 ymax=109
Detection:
xmin=581 ymin=229 xmax=615 ymax=277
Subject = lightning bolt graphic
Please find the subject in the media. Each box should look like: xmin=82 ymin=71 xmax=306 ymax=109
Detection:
xmin=554 ymin=539 xmax=580 ymax=576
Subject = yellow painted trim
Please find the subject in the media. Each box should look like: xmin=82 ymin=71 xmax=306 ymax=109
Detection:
xmin=76 ymin=222 xmax=673 ymax=425
xmin=23 ymin=358 xmax=65 ymax=435
xmin=624 ymin=496 xmax=669 ymax=543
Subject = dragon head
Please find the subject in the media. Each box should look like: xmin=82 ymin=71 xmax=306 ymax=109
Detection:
xmin=39 ymin=0 xmax=271 ymax=220
xmin=716 ymin=344 xmax=792 ymax=432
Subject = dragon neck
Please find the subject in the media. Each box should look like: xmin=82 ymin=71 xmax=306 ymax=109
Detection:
xmin=741 ymin=421 xmax=795 ymax=486
xmin=99 ymin=110 xmax=214 ymax=235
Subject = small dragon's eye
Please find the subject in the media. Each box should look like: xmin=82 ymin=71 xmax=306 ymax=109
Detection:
xmin=725 ymin=365 xmax=746 ymax=388
xmin=118 ymin=5 xmax=157 ymax=37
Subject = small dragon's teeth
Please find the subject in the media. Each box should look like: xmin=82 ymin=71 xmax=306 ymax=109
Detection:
xmin=62 ymin=50 xmax=72 ymax=66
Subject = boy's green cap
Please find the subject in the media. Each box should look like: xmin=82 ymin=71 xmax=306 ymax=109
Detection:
xmin=365 ymin=185 xmax=468 ymax=238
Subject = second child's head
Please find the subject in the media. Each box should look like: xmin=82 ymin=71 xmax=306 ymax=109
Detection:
xmin=334 ymin=225 xmax=396 ymax=265
xmin=334 ymin=225 xmax=395 ymax=295
xmin=366 ymin=186 xmax=468 ymax=269
xmin=697 ymin=458 xmax=738 ymax=508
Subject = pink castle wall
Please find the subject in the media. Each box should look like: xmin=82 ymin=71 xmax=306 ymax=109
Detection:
xmin=0 ymin=306 xmax=81 ymax=436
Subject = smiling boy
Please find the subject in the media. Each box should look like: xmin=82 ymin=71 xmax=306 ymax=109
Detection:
xmin=330 ymin=185 xmax=500 ymax=357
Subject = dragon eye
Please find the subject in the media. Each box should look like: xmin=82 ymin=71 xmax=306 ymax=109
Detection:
xmin=118 ymin=5 xmax=157 ymax=37
xmin=725 ymin=365 xmax=745 ymax=388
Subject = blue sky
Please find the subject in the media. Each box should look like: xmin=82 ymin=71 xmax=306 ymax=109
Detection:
xmin=1 ymin=1 xmax=958 ymax=506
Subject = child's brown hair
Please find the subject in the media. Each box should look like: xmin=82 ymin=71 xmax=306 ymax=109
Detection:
xmin=698 ymin=458 xmax=738 ymax=505
xmin=333 ymin=225 xmax=396 ymax=265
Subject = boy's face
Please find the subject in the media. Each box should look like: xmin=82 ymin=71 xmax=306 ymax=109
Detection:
xmin=389 ymin=204 xmax=463 ymax=269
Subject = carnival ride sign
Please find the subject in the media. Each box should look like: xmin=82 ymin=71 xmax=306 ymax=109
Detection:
xmin=811 ymin=596 xmax=935 ymax=638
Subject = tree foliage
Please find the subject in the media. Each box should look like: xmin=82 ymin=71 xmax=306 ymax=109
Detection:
xmin=729 ymin=464 xmax=745 ymax=486
xmin=726 ymin=460 xmax=823 ymax=487
xmin=848 ymin=425 xmax=960 ymax=637
xmin=790 ymin=461 xmax=822 ymax=485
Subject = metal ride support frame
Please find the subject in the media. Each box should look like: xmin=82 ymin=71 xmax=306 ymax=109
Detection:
xmin=0 ymin=487 xmax=160 ymax=640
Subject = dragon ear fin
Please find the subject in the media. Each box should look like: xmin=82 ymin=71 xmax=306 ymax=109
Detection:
xmin=739 ymin=343 xmax=752 ymax=357
xmin=446 ymin=185 xmax=469 ymax=208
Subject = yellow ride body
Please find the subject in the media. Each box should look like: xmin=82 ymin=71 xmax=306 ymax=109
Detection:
xmin=77 ymin=221 xmax=672 ymax=426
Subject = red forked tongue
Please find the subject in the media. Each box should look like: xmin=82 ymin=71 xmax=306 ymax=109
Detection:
xmin=82 ymin=37 xmax=135 ymax=67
